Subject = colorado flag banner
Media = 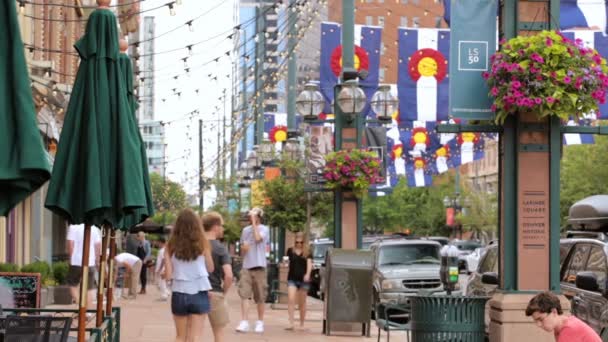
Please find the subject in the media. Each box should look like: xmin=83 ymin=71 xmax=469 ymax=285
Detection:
xmin=320 ymin=22 xmax=382 ymax=116
xmin=560 ymin=0 xmax=607 ymax=33
xmin=398 ymin=28 xmax=451 ymax=122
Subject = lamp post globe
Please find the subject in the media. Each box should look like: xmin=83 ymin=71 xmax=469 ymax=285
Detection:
xmin=337 ymin=79 xmax=366 ymax=115
xmin=296 ymin=83 xmax=325 ymax=121
xmin=371 ymin=84 xmax=397 ymax=124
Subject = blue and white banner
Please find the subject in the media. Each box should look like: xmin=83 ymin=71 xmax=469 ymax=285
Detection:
xmin=398 ymin=28 xmax=451 ymax=122
xmin=560 ymin=0 xmax=607 ymax=33
xmin=320 ymin=22 xmax=382 ymax=116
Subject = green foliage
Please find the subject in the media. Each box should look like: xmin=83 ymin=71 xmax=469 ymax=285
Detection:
xmin=207 ymin=204 xmax=242 ymax=243
xmin=149 ymin=172 xmax=188 ymax=224
xmin=262 ymin=177 xmax=307 ymax=232
xmin=52 ymin=262 xmax=69 ymax=285
xmin=459 ymin=186 xmax=498 ymax=239
xmin=0 ymin=263 xmax=19 ymax=272
xmin=323 ymin=149 xmax=383 ymax=198
xmin=487 ymin=30 xmax=608 ymax=124
xmin=560 ymin=134 xmax=608 ymax=226
xmin=21 ymin=261 xmax=51 ymax=284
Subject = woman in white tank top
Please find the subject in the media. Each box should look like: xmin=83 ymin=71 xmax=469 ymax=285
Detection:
xmin=163 ymin=209 xmax=214 ymax=342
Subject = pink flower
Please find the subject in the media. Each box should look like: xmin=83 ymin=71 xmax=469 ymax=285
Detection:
xmin=563 ymin=76 xmax=572 ymax=84
xmin=490 ymin=104 xmax=497 ymax=112
xmin=546 ymin=37 xmax=553 ymax=46
xmin=530 ymin=53 xmax=544 ymax=64
xmin=491 ymin=87 xmax=499 ymax=96
xmin=482 ymin=71 xmax=490 ymax=80
xmin=511 ymin=81 xmax=522 ymax=89
xmin=534 ymin=98 xmax=542 ymax=105
xmin=546 ymin=97 xmax=556 ymax=104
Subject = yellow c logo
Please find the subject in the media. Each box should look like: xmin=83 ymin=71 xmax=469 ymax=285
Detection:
xmin=418 ymin=57 xmax=438 ymax=77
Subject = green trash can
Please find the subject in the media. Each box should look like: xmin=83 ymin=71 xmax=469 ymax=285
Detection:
xmin=410 ymin=295 xmax=489 ymax=342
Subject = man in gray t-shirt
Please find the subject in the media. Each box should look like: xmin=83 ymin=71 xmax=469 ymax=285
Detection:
xmin=202 ymin=212 xmax=233 ymax=342
xmin=236 ymin=207 xmax=269 ymax=334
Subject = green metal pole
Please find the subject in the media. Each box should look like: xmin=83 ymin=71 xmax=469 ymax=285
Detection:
xmin=241 ymin=34 xmax=248 ymax=165
xmin=255 ymin=6 xmax=265 ymax=145
xmin=549 ymin=0 xmax=561 ymax=293
xmin=502 ymin=115 xmax=517 ymax=291
xmin=341 ymin=0 xmax=355 ymax=77
xmin=287 ymin=0 xmax=297 ymax=131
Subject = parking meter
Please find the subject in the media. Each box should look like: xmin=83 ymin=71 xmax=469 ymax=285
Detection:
xmin=440 ymin=245 xmax=460 ymax=295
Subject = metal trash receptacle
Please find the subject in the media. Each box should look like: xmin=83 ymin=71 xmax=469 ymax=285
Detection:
xmin=322 ymin=248 xmax=373 ymax=337
xmin=410 ymin=295 xmax=489 ymax=341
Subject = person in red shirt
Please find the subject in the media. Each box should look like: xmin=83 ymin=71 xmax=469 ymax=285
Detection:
xmin=525 ymin=291 xmax=601 ymax=342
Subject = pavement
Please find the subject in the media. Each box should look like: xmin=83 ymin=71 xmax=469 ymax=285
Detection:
xmin=118 ymin=284 xmax=408 ymax=342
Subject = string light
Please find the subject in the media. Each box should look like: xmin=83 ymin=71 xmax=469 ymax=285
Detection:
xmin=168 ymin=3 xmax=176 ymax=16
xmin=186 ymin=20 xmax=194 ymax=32
xmin=18 ymin=1 xmax=25 ymax=14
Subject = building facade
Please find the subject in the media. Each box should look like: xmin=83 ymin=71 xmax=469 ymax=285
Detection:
xmin=327 ymin=0 xmax=447 ymax=84
xmin=460 ymin=139 xmax=499 ymax=194
xmin=0 ymin=0 xmax=142 ymax=266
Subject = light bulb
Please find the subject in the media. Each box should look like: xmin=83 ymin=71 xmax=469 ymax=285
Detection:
xmin=187 ymin=21 xmax=194 ymax=32
xmin=168 ymin=4 xmax=176 ymax=16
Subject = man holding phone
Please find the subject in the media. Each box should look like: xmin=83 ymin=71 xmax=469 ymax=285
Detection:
xmin=235 ymin=207 xmax=269 ymax=334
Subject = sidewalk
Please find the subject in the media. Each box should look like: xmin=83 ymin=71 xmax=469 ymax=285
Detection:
xmin=119 ymin=284 xmax=407 ymax=341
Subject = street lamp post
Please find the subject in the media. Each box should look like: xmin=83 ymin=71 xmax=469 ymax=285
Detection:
xmin=296 ymin=83 xmax=325 ymax=121
xmin=370 ymin=84 xmax=398 ymax=124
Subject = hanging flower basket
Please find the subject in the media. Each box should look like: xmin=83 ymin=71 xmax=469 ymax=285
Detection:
xmin=484 ymin=30 xmax=608 ymax=124
xmin=323 ymin=149 xmax=382 ymax=198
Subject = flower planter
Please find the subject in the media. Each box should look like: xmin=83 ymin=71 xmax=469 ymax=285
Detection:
xmin=323 ymin=149 xmax=383 ymax=199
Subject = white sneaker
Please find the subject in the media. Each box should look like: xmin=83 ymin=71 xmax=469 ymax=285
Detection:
xmin=236 ymin=320 xmax=249 ymax=333
xmin=254 ymin=320 xmax=264 ymax=333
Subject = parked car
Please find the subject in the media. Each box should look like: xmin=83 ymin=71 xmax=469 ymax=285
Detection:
xmin=370 ymin=237 xmax=444 ymax=315
xmin=309 ymin=238 xmax=333 ymax=298
xmin=464 ymin=247 xmax=485 ymax=274
xmin=424 ymin=236 xmax=450 ymax=246
xmin=449 ymin=240 xmax=483 ymax=273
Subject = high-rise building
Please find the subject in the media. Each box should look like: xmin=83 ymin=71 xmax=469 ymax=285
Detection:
xmin=294 ymin=3 xmax=328 ymax=87
xmin=327 ymin=0 xmax=447 ymax=84
xmin=136 ymin=16 xmax=166 ymax=178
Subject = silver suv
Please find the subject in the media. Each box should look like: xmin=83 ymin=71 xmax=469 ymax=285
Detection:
xmin=370 ymin=238 xmax=443 ymax=313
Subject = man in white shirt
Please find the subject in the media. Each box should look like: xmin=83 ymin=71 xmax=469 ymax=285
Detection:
xmin=66 ymin=224 xmax=102 ymax=309
xmin=114 ymin=252 xmax=143 ymax=299
xmin=155 ymin=237 xmax=170 ymax=301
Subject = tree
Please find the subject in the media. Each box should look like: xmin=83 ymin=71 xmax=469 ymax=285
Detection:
xmin=560 ymin=135 xmax=608 ymax=226
xmin=460 ymin=185 xmax=498 ymax=242
xmin=149 ymin=172 xmax=188 ymax=225
xmin=261 ymin=177 xmax=308 ymax=232
xmin=207 ymin=204 xmax=241 ymax=243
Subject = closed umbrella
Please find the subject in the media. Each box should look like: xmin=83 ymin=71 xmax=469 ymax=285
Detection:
xmin=44 ymin=2 xmax=148 ymax=340
xmin=0 ymin=0 xmax=51 ymax=216
xmin=95 ymin=39 xmax=155 ymax=326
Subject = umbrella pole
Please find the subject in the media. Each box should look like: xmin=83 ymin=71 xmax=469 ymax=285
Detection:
xmin=106 ymin=229 xmax=116 ymax=314
xmin=77 ymin=224 xmax=92 ymax=342
xmin=96 ymin=225 xmax=110 ymax=327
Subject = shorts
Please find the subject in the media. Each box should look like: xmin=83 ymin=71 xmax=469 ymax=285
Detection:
xmin=66 ymin=265 xmax=97 ymax=290
xmin=238 ymin=268 xmax=267 ymax=304
xmin=171 ymin=291 xmax=210 ymax=316
xmin=208 ymin=292 xmax=229 ymax=328
xmin=288 ymin=280 xmax=310 ymax=290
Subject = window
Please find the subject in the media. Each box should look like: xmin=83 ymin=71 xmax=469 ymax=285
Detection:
xmin=413 ymin=17 xmax=420 ymax=28
xmin=379 ymin=67 xmax=385 ymax=82
xmin=378 ymin=244 xmax=439 ymax=266
xmin=377 ymin=16 xmax=385 ymax=27
xmin=400 ymin=16 xmax=408 ymax=27
xmin=365 ymin=15 xmax=373 ymax=25
xmin=585 ymin=246 xmax=607 ymax=291
xmin=562 ymin=244 xmax=591 ymax=283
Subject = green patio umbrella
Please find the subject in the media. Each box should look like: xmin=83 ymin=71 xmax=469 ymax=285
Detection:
xmin=116 ymin=45 xmax=154 ymax=229
xmin=45 ymin=8 xmax=147 ymax=228
xmin=0 ymin=0 xmax=51 ymax=216
xmin=44 ymin=5 xmax=148 ymax=340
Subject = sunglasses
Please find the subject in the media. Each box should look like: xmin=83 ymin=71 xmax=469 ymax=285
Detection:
xmin=295 ymin=241 xmax=304 ymax=245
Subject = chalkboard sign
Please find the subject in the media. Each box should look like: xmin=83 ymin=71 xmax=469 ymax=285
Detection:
xmin=0 ymin=272 xmax=41 ymax=308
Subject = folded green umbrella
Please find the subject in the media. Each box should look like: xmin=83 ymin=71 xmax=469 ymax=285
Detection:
xmin=116 ymin=52 xmax=154 ymax=229
xmin=0 ymin=0 xmax=51 ymax=216
xmin=45 ymin=9 xmax=147 ymax=227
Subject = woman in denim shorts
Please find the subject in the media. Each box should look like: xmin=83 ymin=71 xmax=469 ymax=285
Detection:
xmin=164 ymin=209 xmax=214 ymax=342
xmin=284 ymin=232 xmax=312 ymax=331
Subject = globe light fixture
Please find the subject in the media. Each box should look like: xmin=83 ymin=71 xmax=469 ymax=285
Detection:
xmin=296 ymin=83 xmax=325 ymax=122
xmin=259 ymin=139 xmax=275 ymax=166
xmin=336 ymin=79 xmax=366 ymax=118
xmin=371 ymin=84 xmax=398 ymax=124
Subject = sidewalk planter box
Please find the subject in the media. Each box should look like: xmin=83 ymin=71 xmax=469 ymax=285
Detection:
xmin=52 ymin=285 xmax=73 ymax=305
xmin=410 ymin=295 xmax=489 ymax=341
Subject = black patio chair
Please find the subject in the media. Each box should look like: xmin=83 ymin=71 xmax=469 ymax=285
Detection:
xmin=375 ymin=303 xmax=411 ymax=342
xmin=3 ymin=315 xmax=72 ymax=342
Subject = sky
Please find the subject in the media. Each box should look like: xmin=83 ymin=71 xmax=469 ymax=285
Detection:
xmin=137 ymin=0 xmax=236 ymax=203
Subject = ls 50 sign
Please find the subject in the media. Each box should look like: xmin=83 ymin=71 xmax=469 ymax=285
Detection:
xmin=449 ymin=0 xmax=497 ymax=120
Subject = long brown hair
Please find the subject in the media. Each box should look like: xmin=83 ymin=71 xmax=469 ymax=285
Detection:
xmin=167 ymin=208 xmax=209 ymax=261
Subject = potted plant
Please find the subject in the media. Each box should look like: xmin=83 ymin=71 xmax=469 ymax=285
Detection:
xmin=51 ymin=261 xmax=72 ymax=305
xmin=484 ymin=30 xmax=608 ymax=124
xmin=323 ymin=149 xmax=383 ymax=198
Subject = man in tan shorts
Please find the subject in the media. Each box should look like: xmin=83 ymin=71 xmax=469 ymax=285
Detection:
xmin=236 ymin=208 xmax=269 ymax=333
xmin=202 ymin=212 xmax=234 ymax=342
